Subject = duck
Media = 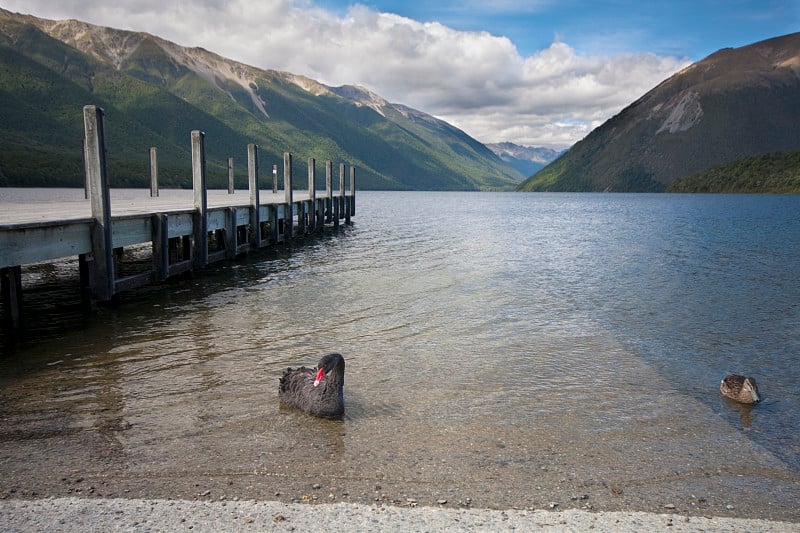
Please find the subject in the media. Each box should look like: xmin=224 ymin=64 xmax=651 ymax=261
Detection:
xmin=279 ymin=353 xmax=345 ymax=418
xmin=720 ymin=374 xmax=761 ymax=404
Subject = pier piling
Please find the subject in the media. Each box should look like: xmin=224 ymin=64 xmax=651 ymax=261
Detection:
xmin=248 ymin=144 xmax=261 ymax=248
xmin=191 ymin=130 xmax=209 ymax=268
xmin=83 ymin=105 xmax=115 ymax=302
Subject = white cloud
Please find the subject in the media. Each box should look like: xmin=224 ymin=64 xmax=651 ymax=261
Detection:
xmin=3 ymin=0 xmax=690 ymax=149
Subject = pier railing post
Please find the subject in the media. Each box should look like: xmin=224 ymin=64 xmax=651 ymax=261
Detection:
xmin=284 ymin=152 xmax=293 ymax=239
xmin=83 ymin=105 xmax=115 ymax=302
xmin=334 ymin=163 xmax=345 ymax=227
xmin=150 ymin=147 xmax=159 ymax=197
xmin=248 ymin=144 xmax=261 ymax=248
xmin=348 ymin=165 xmax=356 ymax=223
xmin=325 ymin=160 xmax=333 ymax=224
xmin=308 ymin=157 xmax=316 ymax=231
xmin=272 ymin=164 xmax=278 ymax=194
xmin=192 ymin=130 xmax=208 ymax=268
xmin=228 ymin=156 xmax=235 ymax=194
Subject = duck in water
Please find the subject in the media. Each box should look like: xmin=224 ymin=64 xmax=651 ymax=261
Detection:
xmin=279 ymin=353 xmax=345 ymax=418
xmin=720 ymin=374 xmax=761 ymax=404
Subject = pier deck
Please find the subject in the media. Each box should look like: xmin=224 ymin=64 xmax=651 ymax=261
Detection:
xmin=0 ymin=105 xmax=355 ymax=329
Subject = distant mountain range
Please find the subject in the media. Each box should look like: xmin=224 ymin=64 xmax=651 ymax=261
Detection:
xmin=486 ymin=142 xmax=563 ymax=177
xmin=0 ymin=8 xmax=524 ymax=190
xmin=518 ymin=32 xmax=800 ymax=192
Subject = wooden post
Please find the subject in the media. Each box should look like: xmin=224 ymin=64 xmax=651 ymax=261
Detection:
xmin=269 ymin=205 xmax=280 ymax=243
xmin=334 ymin=163 xmax=345 ymax=227
xmin=83 ymin=105 xmax=115 ymax=301
xmin=153 ymin=213 xmax=169 ymax=281
xmin=308 ymin=157 xmax=316 ymax=231
xmin=1 ymin=266 xmax=23 ymax=329
xmin=348 ymin=165 xmax=356 ymax=221
xmin=82 ymin=139 xmax=89 ymax=200
xmin=272 ymin=164 xmax=278 ymax=194
xmin=192 ymin=130 xmax=208 ymax=268
xmin=150 ymin=147 xmax=159 ymax=197
xmin=228 ymin=156 xmax=235 ymax=194
xmin=248 ymin=144 xmax=261 ymax=248
xmin=339 ymin=162 xmax=346 ymax=219
xmin=225 ymin=207 xmax=237 ymax=259
xmin=284 ymin=152 xmax=293 ymax=239
xmin=325 ymin=160 xmax=333 ymax=223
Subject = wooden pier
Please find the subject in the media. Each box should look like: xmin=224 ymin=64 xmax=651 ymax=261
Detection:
xmin=0 ymin=106 xmax=356 ymax=329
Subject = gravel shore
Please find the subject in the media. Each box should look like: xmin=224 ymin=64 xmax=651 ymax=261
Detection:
xmin=2 ymin=497 xmax=798 ymax=532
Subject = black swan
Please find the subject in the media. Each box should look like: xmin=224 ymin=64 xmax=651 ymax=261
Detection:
xmin=279 ymin=353 xmax=345 ymax=418
xmin=720 ymin=374 xmax=761 ymax=404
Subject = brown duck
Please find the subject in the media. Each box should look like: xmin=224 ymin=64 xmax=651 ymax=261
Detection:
xmin=720 ymin=374 xmax=761 ymax=404
xmin=279 ymin=353 xmax=345 ymax=418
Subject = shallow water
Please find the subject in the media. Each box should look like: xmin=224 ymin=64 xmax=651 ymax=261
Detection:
xmin=1 ymin=191 xmax=799 ymax=517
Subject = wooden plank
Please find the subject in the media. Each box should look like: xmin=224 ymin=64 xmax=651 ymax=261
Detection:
xmin=235 ymin=207 xmax=249 ymax=226
xmin=112 ymin=217 xmax=153 ymax=248
xmin=208 ymin=210 xmax=226 ymax=232
xmin=167 ymin=213 xmax=194 ymax=238
xmin=115 ymin=271 xmax=153 ymax=292
xmin=0 ymin=222 xmax=92 ymax=267
xmin=168 ymin=259 xmax=193 ymax=277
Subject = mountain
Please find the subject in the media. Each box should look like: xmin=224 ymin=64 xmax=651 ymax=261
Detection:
xmin=0 ymin=9 xmax=523 ymax=190
xmin=486 ymin=142 xmax=563 ymax=177
xmin=518 ymin=33 xmax=800 ymax=192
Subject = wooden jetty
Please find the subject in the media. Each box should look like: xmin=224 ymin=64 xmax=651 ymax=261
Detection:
xmin=0 ymin=106 xmax=356 ymax=329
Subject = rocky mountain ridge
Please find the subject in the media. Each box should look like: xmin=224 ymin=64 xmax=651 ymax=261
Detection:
xmin=518 ymin=32 xmax=800 ymax=192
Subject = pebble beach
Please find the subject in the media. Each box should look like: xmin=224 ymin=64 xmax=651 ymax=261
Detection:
xmin=2 ymin=497 xmax=799 ymax=532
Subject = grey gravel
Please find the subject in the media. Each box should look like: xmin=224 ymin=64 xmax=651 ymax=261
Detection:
xmin=1 ymin=497 xmax=798 ymax=532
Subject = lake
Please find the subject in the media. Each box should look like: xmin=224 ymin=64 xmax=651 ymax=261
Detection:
xmin=1 ymin=190 xmax=799 ymax=519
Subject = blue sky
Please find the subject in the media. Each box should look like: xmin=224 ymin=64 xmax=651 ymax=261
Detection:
xmin=314 ymin=0 xmax=798 ymax=58
xmin=4 ymin=0 xmax=797 ymax=148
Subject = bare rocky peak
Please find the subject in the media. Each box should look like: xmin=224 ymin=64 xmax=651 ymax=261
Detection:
xmin=328 ymin=85 xmax=389 ymax=115
xmin=38 ymin=18 xmax=143 ymax=68
xmin=487 ymin=142 xmax=562 ymax=164
xmin=11 ymin=10 xmax=398 ymax=119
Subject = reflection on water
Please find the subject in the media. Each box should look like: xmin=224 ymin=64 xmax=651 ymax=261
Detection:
xmin=1 ymin=191 xmax=799 ymax=516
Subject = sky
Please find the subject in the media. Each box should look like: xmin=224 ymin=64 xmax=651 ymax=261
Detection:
xmin=2 ymin=1 xmax=797 ymax=149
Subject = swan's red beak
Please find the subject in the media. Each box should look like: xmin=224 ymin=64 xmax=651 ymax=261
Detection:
xmin=314 ymin=368 xmax=325 ymax=387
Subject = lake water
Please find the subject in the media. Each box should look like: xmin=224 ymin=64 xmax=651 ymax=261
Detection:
xmin=1 ymin=190 xmax=799 ymax=518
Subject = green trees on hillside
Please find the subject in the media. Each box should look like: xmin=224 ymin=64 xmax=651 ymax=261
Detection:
xmin=667 ymin=151 xmax=800 ymax=193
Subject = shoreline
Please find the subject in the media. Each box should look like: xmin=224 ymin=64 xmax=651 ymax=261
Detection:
xmin=2 ymin=497 xmax=798 ymax=532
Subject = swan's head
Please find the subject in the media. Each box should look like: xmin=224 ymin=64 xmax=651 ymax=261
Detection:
xmin=314 ymin=353 xmax=345 ymax=387
xmin=742 ymin=377 xmax=760 ymax=403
